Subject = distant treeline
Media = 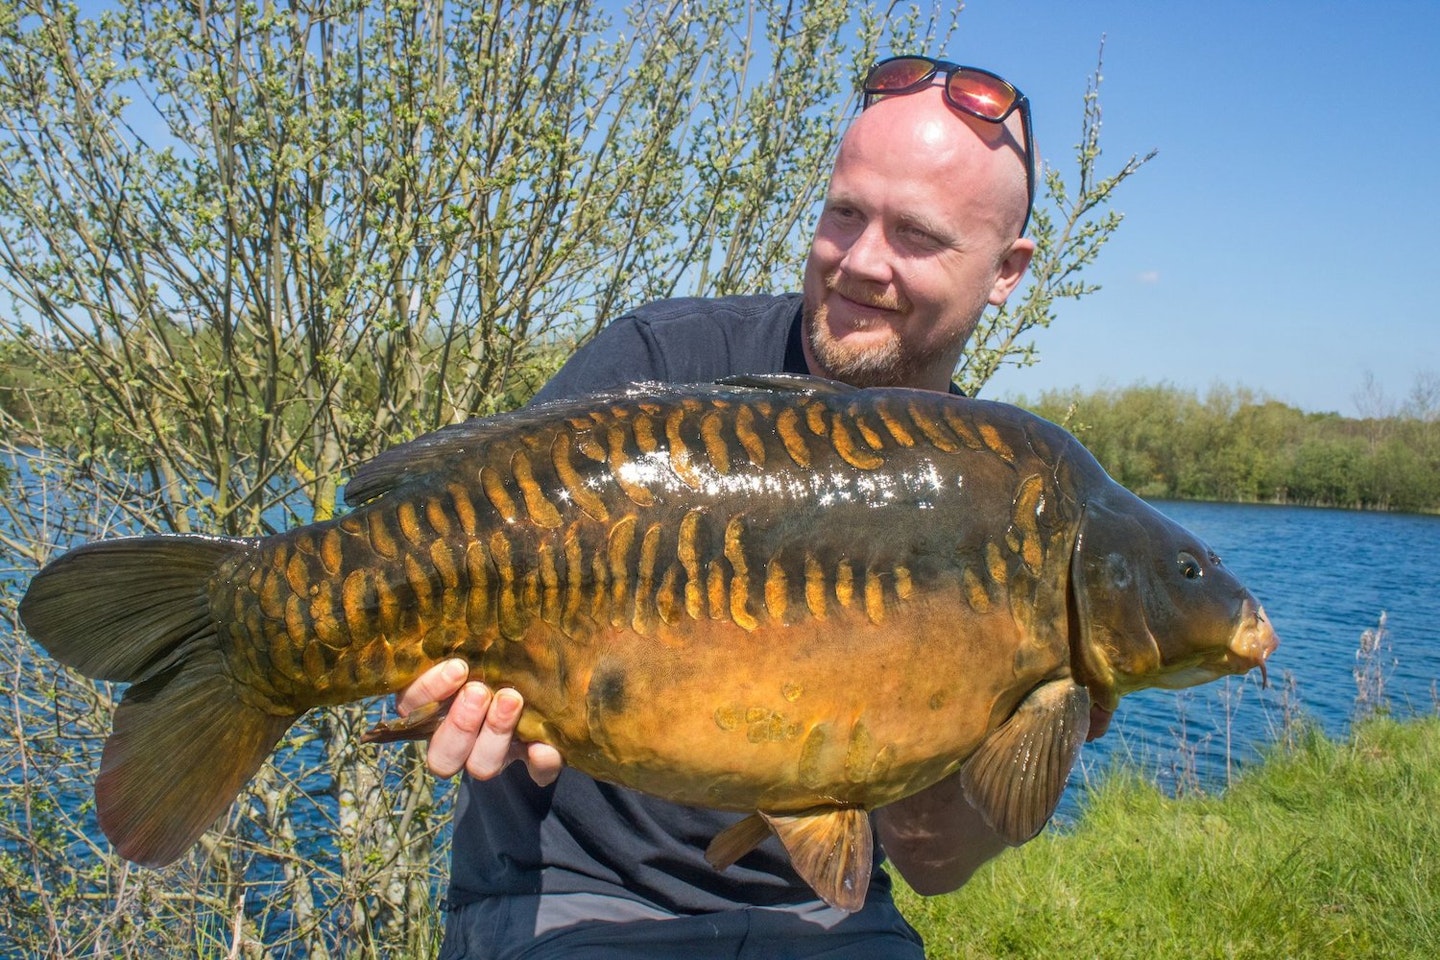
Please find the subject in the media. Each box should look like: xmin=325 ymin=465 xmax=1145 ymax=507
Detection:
xmin=1017 ymin=383 xmax=1440 ymax=514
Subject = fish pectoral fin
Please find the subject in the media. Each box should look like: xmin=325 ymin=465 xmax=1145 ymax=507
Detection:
xmin=360 ymin=697 xmax=453 ymax=744
xmin=705 ymin=813 xmax=774 ymax=871
xmin=712 ymin=807 xmax=873 ymax=913
xmin=960 ymin=678 xmax=1091 ymax=845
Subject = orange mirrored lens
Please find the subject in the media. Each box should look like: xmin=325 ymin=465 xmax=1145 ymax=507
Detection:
xmin=866 ymin=59 xmax=1019 ymax=121
xmin=868 ymin=58 xmax=936 ymax=91
xmin=946 ymin=73 xmax=1016 ymax=120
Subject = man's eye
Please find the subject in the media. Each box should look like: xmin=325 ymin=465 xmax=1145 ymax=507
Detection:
xmin=899 ymin=225 xmax=941 ymax=248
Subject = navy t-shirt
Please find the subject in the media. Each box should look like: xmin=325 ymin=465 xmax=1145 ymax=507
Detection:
xmin=445 ymin=294 xmax=905 ymax=917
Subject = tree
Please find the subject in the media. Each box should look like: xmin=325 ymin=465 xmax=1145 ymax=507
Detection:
xmin=0 ymin=1 xmax=1142 ymax=955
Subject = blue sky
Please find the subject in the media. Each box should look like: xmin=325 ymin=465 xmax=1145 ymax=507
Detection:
xmin=941 ymin=1 xmax=1438 ymax=416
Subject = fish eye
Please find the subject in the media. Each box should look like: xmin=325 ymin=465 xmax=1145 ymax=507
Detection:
xmin=1177 ymin=551 xmax=1203 ymax=580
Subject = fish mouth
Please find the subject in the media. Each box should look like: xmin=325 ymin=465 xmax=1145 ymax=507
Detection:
xmin=1226 ymin=601 xmax=1279 ymax=687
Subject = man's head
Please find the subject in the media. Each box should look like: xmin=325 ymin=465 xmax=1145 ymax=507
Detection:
xmin=802 ymin=62 xmax=1036 ymax=392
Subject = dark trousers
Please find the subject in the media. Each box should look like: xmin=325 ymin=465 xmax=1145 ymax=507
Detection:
xmin=439 ymin=892 xmax=927 ymax=960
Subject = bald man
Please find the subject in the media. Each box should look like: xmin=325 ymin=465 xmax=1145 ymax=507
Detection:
xmin=407 ymin=58 xmax=1038 ymax=959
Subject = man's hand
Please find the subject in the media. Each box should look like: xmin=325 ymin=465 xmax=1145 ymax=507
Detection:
xmin=399 ymin=659 xmax=563 ymax=785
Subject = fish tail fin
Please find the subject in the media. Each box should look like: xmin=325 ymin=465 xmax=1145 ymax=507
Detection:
xmin=20 ymin=536 xmax=301 ymax=866
xmin=98 ymin=650 xmax=298 ymax=865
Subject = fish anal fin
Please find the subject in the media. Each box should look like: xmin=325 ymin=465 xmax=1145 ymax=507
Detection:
xmin=361 ymin=697 xmax=452 ymax=744
xmin=760 ymin=807 xmax=873 ymax=913
xmin=960 ymin=678 xmax=1091 ymax=845
xmin=98 ymin=652 xmax=299 ymax=867
xmin=704 ymin=813 xmax=774 ymax=872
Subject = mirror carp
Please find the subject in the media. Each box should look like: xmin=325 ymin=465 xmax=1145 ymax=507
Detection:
xmin=20 ymin=375 xmax=1278 ymax=911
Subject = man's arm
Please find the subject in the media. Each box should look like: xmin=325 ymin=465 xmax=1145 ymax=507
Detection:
xmin=878 ymin=703 xmax=1115 ymax=893
xmin=874 ymin=773 xmax=1011 ymax=895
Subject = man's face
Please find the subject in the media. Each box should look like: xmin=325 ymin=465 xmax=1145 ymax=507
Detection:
xmin=802 ymin=90 xmax=1033 ymax=392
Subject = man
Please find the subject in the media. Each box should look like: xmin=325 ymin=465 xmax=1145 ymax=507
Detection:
xmin=407 ymin=56 xmax=1039 ymax=958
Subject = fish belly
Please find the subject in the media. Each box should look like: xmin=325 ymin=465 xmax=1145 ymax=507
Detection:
xmin=495 ymin=591 xmax=1063 ymax=813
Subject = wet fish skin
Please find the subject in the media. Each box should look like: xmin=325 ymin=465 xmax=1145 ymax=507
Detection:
xmin=19 ymin=375 xmax=1278 ymax=911
xmin=213 ymin=379 xmax=1076 ymax=812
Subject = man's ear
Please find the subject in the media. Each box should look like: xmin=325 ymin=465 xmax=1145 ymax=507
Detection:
xmin=987 ymin=237 xmax=1036 ymax=305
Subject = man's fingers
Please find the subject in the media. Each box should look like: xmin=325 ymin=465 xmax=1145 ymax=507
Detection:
xmin=398 ymin=658 xmax=469 ymax=715
xmin=468 ymin=688 xmax=524 ymax=780
xmin=419 ymin=682 xmax=567 ymax=786
xmin=425 ymin=680 xmax=491 ymax=778
xmin=523 ymin=742 xmax=565 ymax=787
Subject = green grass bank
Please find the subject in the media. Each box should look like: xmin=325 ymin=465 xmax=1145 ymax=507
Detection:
xmin=896 ymin=715 xmax=1440 ymax=959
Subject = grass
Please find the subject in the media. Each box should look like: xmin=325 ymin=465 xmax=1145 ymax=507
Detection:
xmin=895 ymin=714 xmax=1440 ymax=958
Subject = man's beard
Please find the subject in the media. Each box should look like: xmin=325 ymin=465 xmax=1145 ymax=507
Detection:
xmin=804 ymin=300 xmax=911 ymax=388
xmin=802 ymin=273 xmax=916 ymax=388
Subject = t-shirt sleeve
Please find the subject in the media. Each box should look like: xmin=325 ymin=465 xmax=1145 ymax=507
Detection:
xmin=529 ymin=315 xmax=667 ymax=405
xmin=529 ymin=295 xmax=802 ymax=406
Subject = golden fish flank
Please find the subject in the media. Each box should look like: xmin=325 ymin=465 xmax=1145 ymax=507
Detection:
xmin=19 ymin=374 xmax=1278 ymax=913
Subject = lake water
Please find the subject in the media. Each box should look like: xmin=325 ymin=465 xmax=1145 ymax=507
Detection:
xmin=1062 ymin=500 xmax=1440 ymax=816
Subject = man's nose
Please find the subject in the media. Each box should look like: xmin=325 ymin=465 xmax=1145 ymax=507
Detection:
xmin=838 ymin=222 xmax=893 ymax=284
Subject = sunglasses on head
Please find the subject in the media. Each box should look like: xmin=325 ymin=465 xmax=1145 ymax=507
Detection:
xmin=862 ymin=55 xmax=1035 ymax=234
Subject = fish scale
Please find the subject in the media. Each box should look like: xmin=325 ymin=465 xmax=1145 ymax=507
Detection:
xmin=19 ymin=375 xmax=1278 ymax=912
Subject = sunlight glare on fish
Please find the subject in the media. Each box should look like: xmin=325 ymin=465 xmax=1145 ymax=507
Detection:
xmin=610 ymin=452 xmax=956 ymax=511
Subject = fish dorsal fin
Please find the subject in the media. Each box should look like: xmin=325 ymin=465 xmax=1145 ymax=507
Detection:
xmin=960 ymin=678 xmax=1091 ymax=845
xmin=344 ymin=377 xmax=842 ymax=506
xmin=343 ymin=400 xmax=590 ymax=506
xmin=346 ymin=377 xmax=849 ymax=506
xmin=707 ymin=807 xmax=872 ymax=912
xmin=343 ymin=418 xmax=514 ymax=506
xmin=714 ymin=373 xmax=859 ymax=395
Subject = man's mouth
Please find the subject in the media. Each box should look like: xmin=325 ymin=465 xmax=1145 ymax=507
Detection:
xmin=825 ymin=274 xmax=906 ymax=317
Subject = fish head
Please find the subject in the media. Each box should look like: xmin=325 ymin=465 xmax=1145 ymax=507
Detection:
xmin=1069 ymin=490 xmax=1279 ymax=710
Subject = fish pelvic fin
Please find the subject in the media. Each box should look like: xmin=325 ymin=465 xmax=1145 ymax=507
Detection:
xmin=960 ymin=678 xmax=1091 ymax=845
xmin=707 ymin=808 xmax=873 ymax=913
xmin=704 ymin=812 xmax=774 ymax=872
xmin=20 ymin=535 xmax=301 ymax=866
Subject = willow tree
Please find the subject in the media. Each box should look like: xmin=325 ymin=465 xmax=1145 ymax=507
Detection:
xmin=0 ymin=0 xmax=1144 ymax=956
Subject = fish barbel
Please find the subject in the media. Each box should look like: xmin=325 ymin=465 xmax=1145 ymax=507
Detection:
xmin=20 ymin=375 xmax=1277 ymax=910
